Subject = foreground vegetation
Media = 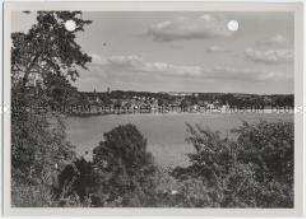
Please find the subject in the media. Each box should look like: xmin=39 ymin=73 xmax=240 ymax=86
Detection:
xmin=12 ymin=120 xmax=294 ymax=208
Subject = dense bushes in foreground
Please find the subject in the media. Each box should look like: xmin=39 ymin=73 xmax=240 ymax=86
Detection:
xmin=12 ymin=120 xmax=294 ymax=208
xmin=171 ymin=120 xmax=293 ymax=208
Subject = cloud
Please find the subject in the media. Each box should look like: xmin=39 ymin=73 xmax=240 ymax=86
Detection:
xmin=103 ymin=55 xmax=203 ymax=77
xmin=88 ymin=54 xmax=288 ymax=83
xmin=244 ymin=48 xmax=293 ymax=64
xmin=256 ymin=34 xmax=290 ymax=47
xmin=206 ymin=45 xmax=230 ymax=53
xmin=148 ymin=14 xmax=233 ymax=42
xmin=90 ymin=53 xmax=107 ymax=64
xmin=243 ymin=34 xmax=293 ymax=65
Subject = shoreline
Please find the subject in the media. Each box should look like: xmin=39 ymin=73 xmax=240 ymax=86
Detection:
xmin=66 ymin=108 xmax=295 ymax=118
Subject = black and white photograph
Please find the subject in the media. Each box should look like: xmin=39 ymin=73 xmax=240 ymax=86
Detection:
xmin=2 ymin=1 xmax=304 ymax=215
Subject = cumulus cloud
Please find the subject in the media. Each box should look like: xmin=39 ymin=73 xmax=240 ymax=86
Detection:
xmin=207 ymin=66 xmax=275 ymax=82
xmin=102 ymin=55 xmax=202 ymax=77
xmin=245 ymin=48 xmax=293 ymax=64
xmin=90 ymin=53 xmax=107 ymax=64
xmin=148 ymin=14 xmax=233 ymax=42
xmin=89 ymin=54 xmax=288 ymax=83
xmin=256 ymin=34 xmax=289 ymax=47
xmin=206 ymin=45 xmax=229 ymax=53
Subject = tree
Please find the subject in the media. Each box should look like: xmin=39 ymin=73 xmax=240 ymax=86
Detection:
xmin=92 ymin=124 xmax=155 ymax=205
xmin=93 ymin=124 xmax=154 ymax=174
xmin=11 ymin=11 xmax=92 ymax=206
xmin=43 ymin=73 xmax=79 ymax=111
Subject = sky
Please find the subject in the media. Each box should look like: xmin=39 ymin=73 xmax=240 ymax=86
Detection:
xmin=12 ymin=11 xmax=294 ymax=94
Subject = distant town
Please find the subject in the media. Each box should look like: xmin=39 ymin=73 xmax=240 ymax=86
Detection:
xmin=43 ymin=87 xmax=294 ymax=116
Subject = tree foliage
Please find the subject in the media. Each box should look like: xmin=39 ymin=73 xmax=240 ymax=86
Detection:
xmin=233 ymin=120 xmax=294 ymax=185
xmin=93 ymin=124 xmax=154 ymax=174
xmin=11 ymin=11 xmax=92 ymax=88
xmin=11 ymin=11 xmax=92 ymax=206
xmin=171 ymin=120 xmax=294 ymax=208
xmin=92 ymin=124 xmax=156 ymax=206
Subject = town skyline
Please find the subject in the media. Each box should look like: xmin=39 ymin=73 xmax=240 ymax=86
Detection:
xmin=87 ymin=87 xmax=295 ymax=96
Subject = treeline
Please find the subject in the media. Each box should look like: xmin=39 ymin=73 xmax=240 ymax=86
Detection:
xmin=49 ymin=89 xmax=294 ymax=113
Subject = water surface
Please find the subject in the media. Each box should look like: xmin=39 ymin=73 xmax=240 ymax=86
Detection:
xmin=66 ymin=113 xmax=293 ymax=167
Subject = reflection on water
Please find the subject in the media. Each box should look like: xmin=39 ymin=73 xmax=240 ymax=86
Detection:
xmin=66 ymin=113 xmax=293 ymax=167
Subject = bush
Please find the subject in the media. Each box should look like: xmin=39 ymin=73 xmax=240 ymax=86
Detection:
xmin=91 ymin=124 xmax=156 ymax=206
xmin=29 ymin=120 xmax=292 ymax=208
xmin=93 ymin=124 xmax=154 ymax=172
xmin=11 ymin=104 xmax=76 ymax=207
xmin=51 ymin=120 xmax=293 ymax=208
xmin=55 ymin=158 xmax=96 ymax=203
xmin=233 ymin=120 xmax=294 ymax=185
xmin=171 ymin=120 xmax=294 ymax=208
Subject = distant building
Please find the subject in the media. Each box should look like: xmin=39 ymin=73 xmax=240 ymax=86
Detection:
xmin=207 ymin=103 xmax=215 ymax=109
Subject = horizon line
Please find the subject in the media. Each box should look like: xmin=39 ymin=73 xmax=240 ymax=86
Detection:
xmin=78 ymin=89 xmax=294 ymax=96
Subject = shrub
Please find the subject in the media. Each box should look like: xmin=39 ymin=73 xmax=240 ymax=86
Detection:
xmin=171 ymin=120 xmax=294 ymax=208
xmin=44 ymin=120 xmax=294 ymax=208
xmin=55 ymin=158 xmax=96 ymax=203
xmin=11 ymin=107 xmax=76 ymax=207
xmin=92 ymin=124 xmax=156 ymax=206
xmin=93 ymin=124 xmax=154 ymax=173
xmin=233 ymin=120 xmax=294 ymax=185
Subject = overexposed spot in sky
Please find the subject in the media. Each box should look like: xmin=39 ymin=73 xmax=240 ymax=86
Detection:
xmin=65 ymin=20 xmax=77 ymax=32
xmin=227 ymin=20 xmax=239 ymax=32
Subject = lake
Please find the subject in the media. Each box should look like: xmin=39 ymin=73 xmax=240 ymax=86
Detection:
xmin=66 ymin=112 xmax=293 ymax=167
